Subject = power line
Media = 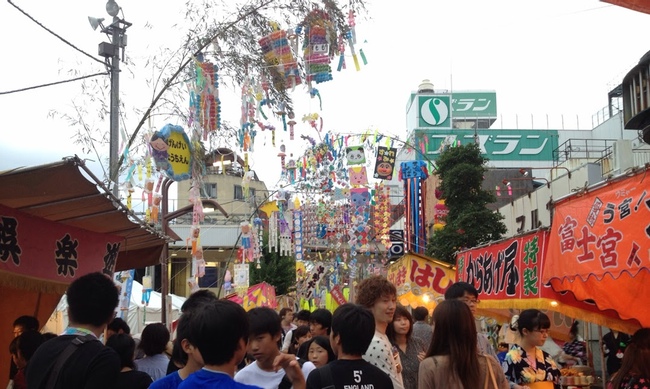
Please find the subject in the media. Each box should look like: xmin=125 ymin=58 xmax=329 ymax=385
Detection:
xmin=0 ymin=72 xmax=109 ymax=95
xmin=7 ymin=0 xmax=110 ymax=68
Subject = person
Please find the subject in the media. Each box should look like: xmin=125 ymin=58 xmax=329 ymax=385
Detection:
xmin=281 ymin=310 xmax=310 ymax=353
xmin=419 ymin=300 xmax=508 ymax=389
xmin=497 ymin=342 xmax=510 ymax=365
xmin=305 ymin=303 xmax=393 ymax=389
xmin=356 ymin=275 xmax=404 ymax=389
xmin=8 ymin=330 xmax=44 ymax=389
xmin=167 ymin=289 xmax=218 ymax=375
xmin=561 ymin=321 xmax=587 ymax=366
xmin=106 ymin=334 xmax=153 ymax=389
xmin=9 ymin=316 xmax=39 ymax=381
xmin=287 ymin=326 xmax=311 ymax=356
xmin=26 ymin=272 xmax=121 ymax=389
xmin=107 ymin=318 xmax=131 ymax=339
xmin=411 ymin=306 xmax=432 ymax=347
xmin=279 ymin=308 xmax=296 ymax=343
xmin=603 ymin=329 xmax=631 ymax=376
xmin=444 ymin=281 xmax=498 ymax=360
xmin=135 ymin=323 xmax=171 ymax=381
xmin=178 ymin=300 xmax=306 ymax=389
xmin=387 ymin=305 xmax=426 ymax=389
xmin=503 ymin=309 xmax=561 ymax=389
xmin=150 ymin=313 xmax=203 ymax=389
xmin=308 ymin=309 xmax=332 ymax=337
xmin=305 ymin=336 xmax=335 ymax=368
xmin=609 ymin=328 xmax=650 ymax=389
xmin=235 ymin=307 xmax=315 ymax=389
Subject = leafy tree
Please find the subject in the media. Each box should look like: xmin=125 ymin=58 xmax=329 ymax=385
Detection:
xmin=249 ymin=245 xmax=297 ymax=296
xmin=426 ymin=143 xmax=507 ymax=265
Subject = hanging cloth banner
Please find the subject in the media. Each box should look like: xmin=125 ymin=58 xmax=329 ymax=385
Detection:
xmin=374 ymin=146 xmax=397 ymax=180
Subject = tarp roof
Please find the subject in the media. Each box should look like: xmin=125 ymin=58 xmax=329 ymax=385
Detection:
xmin=0 ymin=156 xmax=172 ymax=271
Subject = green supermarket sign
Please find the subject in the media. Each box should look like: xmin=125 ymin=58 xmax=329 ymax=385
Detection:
xmin=418 ymin=95 xmax=452 ymax=129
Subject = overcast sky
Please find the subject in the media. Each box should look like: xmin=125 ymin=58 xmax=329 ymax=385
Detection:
xmin=1 ymin=0 xmax=649 ymax=192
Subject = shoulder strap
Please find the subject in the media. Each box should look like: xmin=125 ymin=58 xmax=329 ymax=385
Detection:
xmin=484 ymin=355 xmax=498 ymax=389
xmin=319 ymin=364 xmax=335 ymax=389
xmin=45 ymin=334 xmax=98 ymax=389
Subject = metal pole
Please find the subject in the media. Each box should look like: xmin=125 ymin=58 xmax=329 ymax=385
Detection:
xmin=109 ymin=18 xmax=120 ymax=196
xmin=161 ymin=178 xmax=173 ymax=328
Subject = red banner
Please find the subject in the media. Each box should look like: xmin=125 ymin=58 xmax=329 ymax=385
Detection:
xmin=330 ymin=284 xmax=347 ymax=306
xmin=0 ymin=204 xmax=122 ymax=282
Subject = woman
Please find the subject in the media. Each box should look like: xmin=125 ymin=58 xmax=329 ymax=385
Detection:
xmin=8 ymin=331 xmax=44 ymax=389
xmin=419 ymin=300 xmax=508 ymax=389
xmin=106 ymin=334 xmax=153 ymax=389
xmin=503 ymin=309 xmax=561 ymax=389
xmin=287 ymin=325 xmax=311 ymax=355
xmin=306 ymin=336 xmax=335 ymax=368
xmin=387 ymin=305 xmax=426 ymax=389
xmin=561 ymin=321 xmax=587 ymax=366
xmin=609 ymin=328 xmax=650 ymax=389
xmin=134 ymin=323 xmax=171 ymax=381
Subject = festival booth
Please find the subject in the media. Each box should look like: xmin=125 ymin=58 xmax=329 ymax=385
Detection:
xmin=456 ymin=229 xmax=642 ymax=341
xmin=543 ymin=168 xmax=650 ymax=330
xmin=0 ymin=157 xmax=171 ymax=379
xmin=387 ymin=252 xmax=455 ymax=312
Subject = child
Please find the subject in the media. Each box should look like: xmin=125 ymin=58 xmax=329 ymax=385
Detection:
xmin=306 ymin=336 xmax=335 ymax=368
xmin=287 ymin=326 xmax=311 ymax=355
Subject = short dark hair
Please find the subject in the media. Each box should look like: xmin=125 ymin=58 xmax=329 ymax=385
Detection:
xmin=187 ymin=300 xmax=249 ymax=366
xmin=13 ymin=316 xmax=39 ymax=331
xmin=387 ymin=305 xmax=413 ymax=342
xmin=10 ymin=330 xmax=44 ymax=361
xmin=181 ymin=289 xmax=217 ymax=313
xmin=107 ymin=318 xmax=130 ymax=335
xmin=309 ymin=309 xmax=332 ymax=334
xmin=67 ymin=272 xmax=119 ymax=327
xmin=279 ymin=308 xmax=293 ymax=320
xmin=331 ymin=304 xmax=375 ymax=356
xmin=172 ymin=313 xmax=191 ymax=365
xmin=413 ymin=306 xmax=429 ymax=321
xmin=306 ymin=335 xmax=336 ymax=363
xmin=248 ymin=307 xmax=282 ymax=338
xmin=106 ymin=333 xmax=136 ymax=369
xmin=138 ymin=323 xmax=170 ymax=356
xmin=356 ymin=276 xmax=396 ymax=309
xmin=295 ymin=309 xmax=311 ymax=322
xmin=444 ymin=282 xmax=478 ymax=300
xmin=513 ymin=309 xmax=551 ymax=335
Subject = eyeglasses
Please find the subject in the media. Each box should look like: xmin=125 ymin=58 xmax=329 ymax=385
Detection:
xmin=460 ymin=298 xmax=480 ymax=305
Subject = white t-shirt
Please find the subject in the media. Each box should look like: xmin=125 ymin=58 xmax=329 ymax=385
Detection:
xmin=281 ymin=329 xmax=294 ymax=352
xmin=235 ymin=358 xmax=315 ymax=389
xmin=362 ymin=331 xmax=405 ymax=389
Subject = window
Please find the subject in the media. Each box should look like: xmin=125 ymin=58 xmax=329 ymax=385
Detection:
xmin=234 ymin=185 xmax=244 ymax=200
xmin=203 ymin=183 xmax=217 ymax=199
xmin=198 ymin=266 xmax=218 ymax=288
xmin=249 ymin=188 xmax=256 ymax=202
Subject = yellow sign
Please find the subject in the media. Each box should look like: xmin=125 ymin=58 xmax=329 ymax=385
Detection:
xmin=387 ymin=253 xmax=455 ymax=310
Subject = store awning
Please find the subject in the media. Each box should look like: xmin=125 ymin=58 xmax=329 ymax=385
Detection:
xmin=602 ymin=0 xmax=650 ymax=14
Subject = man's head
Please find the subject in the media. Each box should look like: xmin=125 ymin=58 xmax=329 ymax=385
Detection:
xmin=247 ymin=307 xmax=282 ymax=367
xmin=413 ymin=306 xmax=429 ymax=322
xmin=279 ymin=308 xmax=294 ymax=325
xmin=67 ymin=272 xmax=119 ymax=328
xmin=186 ymin=300 xmax=248 ymax=367
xmin=12 ymin=316 xmax=39 ymax=338
xmin=181 ymin=289 xmax=217 ymax=313
xmin=106 ymin=317 xmax=130 ymax=339
xmin=330 ymin=304 xmax=375 ymax=357
xmin=444 ymin=281 xmax=480 ymax=316
xmin=309 ymin=309 xmax=332 ymax=336
xmin=356 ymin=276 xmax=397 ymax=327
xmin=174 ymin=311 xmax=203 ymax=368
xmin=294 ymin=309 xmax=311 ymax=327
xmin=9 ymin=330 xmax=44 ymax=368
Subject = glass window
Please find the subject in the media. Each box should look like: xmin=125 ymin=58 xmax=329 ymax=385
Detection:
xmin=234 ymin=184 xmax=244 ymax=200
xmin=204 ymin=183 xmax=217 ymax=199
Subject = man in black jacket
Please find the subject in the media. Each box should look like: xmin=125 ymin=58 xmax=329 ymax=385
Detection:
xmin=27 ymin=272 xmax=120 ymax=389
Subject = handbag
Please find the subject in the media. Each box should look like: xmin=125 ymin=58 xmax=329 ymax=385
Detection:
xmin=484 ymin=355 xmax=499 ymax=389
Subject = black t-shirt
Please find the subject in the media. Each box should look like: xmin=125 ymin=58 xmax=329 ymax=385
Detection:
xmin=115 ymin=370 xmax=153 ymax=389
xmin=26 ymin=335 xmax=121 ymax=389
xmin=306 ymin=359 xmax=394 ymax=389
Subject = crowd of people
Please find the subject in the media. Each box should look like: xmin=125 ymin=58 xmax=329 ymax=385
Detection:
xmin=6 ymin=272 xmax=650 ymax=389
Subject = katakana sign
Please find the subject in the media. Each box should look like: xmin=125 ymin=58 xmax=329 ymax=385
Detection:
xmin=451 ymin=92 xmax=497 ymax=118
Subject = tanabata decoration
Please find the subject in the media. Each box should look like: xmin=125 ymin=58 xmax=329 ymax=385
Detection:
xmin=154 ymin=124 xmax=194 ymax=181
xmin=346 ymin=145 xmax=365 ymax=165
xmin=258 ymin=26 xmax=301 ymax=91
xmin=302 ymin=8 xmax=334 ymax=85
xmin=400 ymin=160 xmax=429 ymax=254
xmin=149 ymin=131 xmax=169 ymax=170
xmin=374 ymin=146 xmax=397 ymax=180
xmin=303 ymin=113 xmax=323 ymax=132
xmin=189 ymin=56 xmax=221 ymax=139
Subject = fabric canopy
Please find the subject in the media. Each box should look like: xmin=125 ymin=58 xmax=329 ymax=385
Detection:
xmin=387 ymin=253 xmax=455 ymax=311
xmin=602 ymin=0 xmax=650 ymax=14
xmin=543 ymin=168 xmax=650 ymax=329
xmin=457 ymin=229 xmax=641 ymax=336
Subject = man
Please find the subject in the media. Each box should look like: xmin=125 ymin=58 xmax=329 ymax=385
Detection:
xmin=308 ymin=309 xmax=332 ymax=337
xmin=411 ymin=306 xmax=432 ymax=347
xmin=106 ymin=317 xmax=130 ymax=339
xmin=10 ymin=315 xmax=39 ymax=380
xmin=306 ymin=303 xmax=393 ymax=389
xmin=281 ymin=310 xmax=310 ymax=353
xmin=356 ymin=275 xmax=404 ymax=389
xmin=235 ymin=307 xmax=315 ymax=389
xmin=444 ymin=281 xmax=498 ymax=359
xmin=27 ymin=272 xmax=121 ymax=389
xmin=178 ymin=300 xmax=305 ymax=389
xmin=279 ymin=308 xmax=296 ymax=345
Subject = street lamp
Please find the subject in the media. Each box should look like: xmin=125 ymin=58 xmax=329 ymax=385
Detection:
xmin=90 ymin=0 xmax=131 ymax=195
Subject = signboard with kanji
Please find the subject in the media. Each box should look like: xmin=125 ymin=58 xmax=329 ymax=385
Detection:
xmin=387 ymin=253 xmax=455 ymax=310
